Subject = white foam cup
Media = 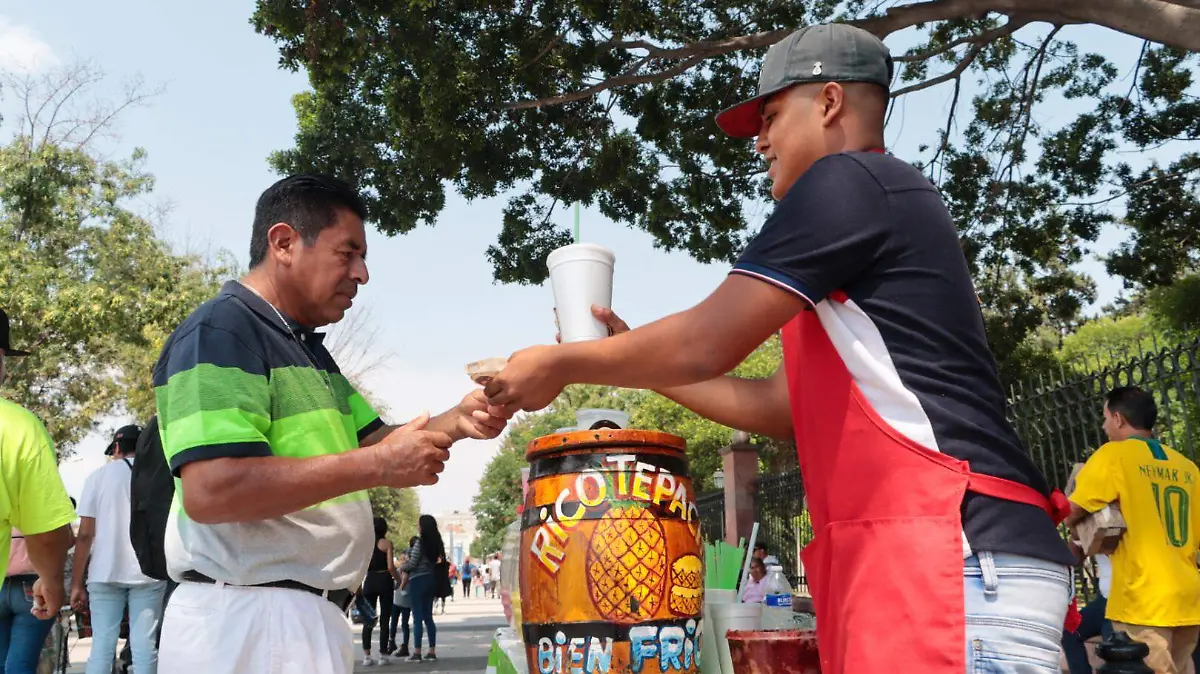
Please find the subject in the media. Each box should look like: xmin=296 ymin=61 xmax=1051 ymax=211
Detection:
xmin=699 ymin=590 xmax=738 ymax=673
xmin=703 ymin=589 xmax=736 ymax=605
xmin=547 ymin=243 xmax=615 ymax=342
xmin=709 ymin=602 xmax=761 ymax=674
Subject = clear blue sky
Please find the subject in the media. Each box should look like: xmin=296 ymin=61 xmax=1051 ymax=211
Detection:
xmin=1 ymin=3 xmax=1139 ymax=513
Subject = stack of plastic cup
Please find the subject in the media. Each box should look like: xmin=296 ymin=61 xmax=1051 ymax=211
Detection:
xmin=709 ymin=602 xmax=762 ymax=674
xmin=547 ymin=243 xmax=615 ymax=342
xmin=701 ymin=589 xmax=737 ymax=674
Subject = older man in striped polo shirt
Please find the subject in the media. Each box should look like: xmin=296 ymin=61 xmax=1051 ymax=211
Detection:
xmin=153 ymin=175 xmax=508 ymax=674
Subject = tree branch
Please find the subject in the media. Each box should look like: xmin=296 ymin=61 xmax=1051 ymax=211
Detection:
xmin=502 ymin=54 xmax=703 ymax=110
xmin=1010 ymin=26 xmax=1060 ymax=177
xmin=927 ymin=73 xmax=962 ymax=181
xmin=521 ymin=31 xmax=565 ymax=70
xmin=498 ymin=0 xmax=1200 ymax=110
xmin=1056 ymin=165 xmax=1200 ymax=208
xmin=890 ymin=38 xmax=990 ymax=97
xmin=894 ymin=20 xmax=1025 ymax=62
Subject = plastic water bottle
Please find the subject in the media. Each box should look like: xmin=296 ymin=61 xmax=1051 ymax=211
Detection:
xmin=761 ymin=565 xmax=794 ymax=630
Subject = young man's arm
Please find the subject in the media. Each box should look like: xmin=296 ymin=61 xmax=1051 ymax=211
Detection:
xmin=68 ymin=517 xmax=95 ymax=609
xmin=581 ymin=307 xmax=794 ymax=440
xmin=486 ymin=275 xmax=806 ymax=412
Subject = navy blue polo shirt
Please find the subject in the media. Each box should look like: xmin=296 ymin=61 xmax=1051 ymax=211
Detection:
xmin=731 ymin=151 xmax=1074 ymax=566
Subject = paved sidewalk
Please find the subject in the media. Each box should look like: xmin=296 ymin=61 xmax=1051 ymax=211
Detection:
xmin=58 ymin=595 xmax=507 ymax=673
xmin=353 ymin=594 xmax=507 ymax=673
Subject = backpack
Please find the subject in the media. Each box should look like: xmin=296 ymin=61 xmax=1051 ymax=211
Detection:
xmin=434 ymin=559 xmax=452 ymax=599
xmin=128 ymin=415 xmax=173 ymax=581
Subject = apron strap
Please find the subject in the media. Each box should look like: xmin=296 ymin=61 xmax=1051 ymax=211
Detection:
xmin=966 ymin=472 xmax=1072 ymax=525
xmin=965 ymin=470 xmax=1082 ymax=633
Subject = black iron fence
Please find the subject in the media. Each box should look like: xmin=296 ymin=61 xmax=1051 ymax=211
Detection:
xmin=754 ymin=471 xmax=810 ymax=590
xmin=1009 ymin=337 xmax=1200 ymax=491
xmin=696 ymin=489 xmax=725 ymax=544
xmin=751 ymin=336 xmax=1200 ymax=596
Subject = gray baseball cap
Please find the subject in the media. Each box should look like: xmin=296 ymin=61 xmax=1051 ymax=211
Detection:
xmin=715 ymin=23 xmax=893 ymax=138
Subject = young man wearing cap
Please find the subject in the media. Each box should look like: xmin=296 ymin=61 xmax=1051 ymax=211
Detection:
xmin=0 ymin=309 xmax=78 ymax=623
xmin=487 ymin=23 xmax=1074 ymax=673
xmin=72 ymin=424 xmax=168 ymax=674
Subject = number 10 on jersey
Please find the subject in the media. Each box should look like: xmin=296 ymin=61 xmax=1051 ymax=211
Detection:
xmin=1151 ymin=482 xmax=1190 ymax=547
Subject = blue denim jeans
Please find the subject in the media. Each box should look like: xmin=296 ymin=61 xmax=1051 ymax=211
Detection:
xmin=86 ymin=581 xmax=167 ymax=674
xmin=964 ymin=552 xmax=1071 ymax=673
xmin=408 ymin=574 xmax=436 ymax=651
xmin=0 ymin=577 xmax=55 ymax=674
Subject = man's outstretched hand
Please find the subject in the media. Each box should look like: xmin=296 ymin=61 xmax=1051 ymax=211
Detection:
xmin=489 ymin=306 xmax=632 ymax=415
xmin=452 ymin=389 xmax=509 ymax=440
xmin=484 ymin=345 xmax=565 ymax=415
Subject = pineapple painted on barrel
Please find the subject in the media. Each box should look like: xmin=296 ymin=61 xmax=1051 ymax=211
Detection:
xmin=587 ymin=505 xmax=667 ymax=620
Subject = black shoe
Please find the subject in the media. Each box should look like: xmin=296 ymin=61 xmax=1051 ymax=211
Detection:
xmin=407 ymin=653 xmax=422 ymax=662
xmin=394 ymin=645 xmax=409 ymax=658
xmin=425 ymin=653 xmax=438 ymax=662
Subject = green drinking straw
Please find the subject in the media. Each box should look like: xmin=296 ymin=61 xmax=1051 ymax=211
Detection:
xmin=573 ymin=202 xmax=581 ymax=243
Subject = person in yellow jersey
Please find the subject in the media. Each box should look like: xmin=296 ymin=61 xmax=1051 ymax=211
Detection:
xmin=1067 ymin=386 xmax=1200 ymax=673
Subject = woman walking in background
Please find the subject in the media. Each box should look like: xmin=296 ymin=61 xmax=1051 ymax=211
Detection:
xmin=360 ymin=518 xmax=400 ymax=667
xmin=402 ymin=515 xmax=445 ymax=662
xmin=388 ymin=538 xmax=416 ymax=659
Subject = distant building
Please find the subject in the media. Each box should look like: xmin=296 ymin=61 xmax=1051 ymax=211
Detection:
xmin=434 ymin=511 xmax=478 ymax=567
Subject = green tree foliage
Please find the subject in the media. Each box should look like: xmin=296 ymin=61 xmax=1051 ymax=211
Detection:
xmin=0 ymin=68 xmax=229 ymax=454
xmin=369 ymin=486 xmax=421 ymax=551
xmin=1144 ymin=273 xmax=1200 ymax=340
xmin=469 ymin=535 xmax=489 ymax=560
xmin=1046 ymin=306 xmax=1200 ymax=460
xmin=1057 ymin=314 xmax=1156 ymax=372
xmin=253 ymin=1 xmax=1200 ymax=378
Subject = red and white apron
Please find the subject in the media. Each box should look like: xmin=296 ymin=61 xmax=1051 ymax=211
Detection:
xmin=783 ymin=293 xmax=1074 ymax=674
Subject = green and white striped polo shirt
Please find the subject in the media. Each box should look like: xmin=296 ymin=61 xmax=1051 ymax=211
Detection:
xmin=153 ymin=280 xmax=383 ymax=590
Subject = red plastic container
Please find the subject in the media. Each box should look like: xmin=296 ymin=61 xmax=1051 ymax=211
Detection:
xmin=727 ymin=630 xmax=821 ymax=674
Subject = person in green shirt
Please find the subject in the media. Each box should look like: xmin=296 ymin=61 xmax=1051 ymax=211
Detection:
xmin=0 ymin=308 xmax=77 ymax=619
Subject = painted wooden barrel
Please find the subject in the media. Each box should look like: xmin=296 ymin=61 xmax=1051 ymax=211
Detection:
xmin=520 ymin=429 xmax=704 ymax=674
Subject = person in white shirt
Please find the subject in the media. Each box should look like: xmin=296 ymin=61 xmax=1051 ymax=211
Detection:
xmin=741 ymin=558 xmax=769 ymax=604
xmin=487 ymin=554 xmax=502 ymax=599
xmin=480 ymin=558 xmax=492 ymax=599
xmin=70 ymin=425 xmax=168 ymax=674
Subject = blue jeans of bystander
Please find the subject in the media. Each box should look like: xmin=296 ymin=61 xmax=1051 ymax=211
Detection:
xmin=85 ymin=581 xmax=167 ymax=674
xmin=0 ymin=577 xmax=55 ymax=674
